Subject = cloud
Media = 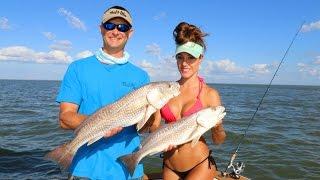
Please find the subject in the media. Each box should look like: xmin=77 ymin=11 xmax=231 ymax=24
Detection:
xmin=42 ymin=32 xmax=56 ymax=40
xmin=138 ymin=54 xmax=179 ymax=81
xmin=209 ymin=59 xmax=246 ymax=74
xmin=301 ymin=20 xmax=320 ymax=33
xmin=140 ymin=59 xmax=154 ymax=69
xmin=50 ymin=40 xmax=72 ymax=51
xmin=139 ymin=59 xmax=158 ymax=78
xmin=153 ymin=12 xmax=167 ymax=21
xmin=297 ymin=56 xmax=320 ymax=78
xmin=315 ymin=56 xmax=320 ymax=64
xmin=42 ymin=32 xmax=72 ymax=51
xmin=0 ymin=46 xmax=72 ymax=64
xmin=76 ymin=50 xmax=93 ymax=59
xmin=58 ymin=8 xmax=86 ymax=31
xmin=37 ymin=50 xmax=72 ymax=63
xmin=250 ymin=64 xmax=272 ymax=74
xmin=145 ymin=43 xmax=161 ymax=57
xmin=0 ymin=17 xmax=10 ymax=30
xmin=297 ymin=63 xmax=309 ymax=74
xmin=138 ymin=44 xmax=291 ymax=82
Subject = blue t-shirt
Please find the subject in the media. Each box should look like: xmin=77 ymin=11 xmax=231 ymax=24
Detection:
xmin=56 ymin=55 xmax=150 ymax=180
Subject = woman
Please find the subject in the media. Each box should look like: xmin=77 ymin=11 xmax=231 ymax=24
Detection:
xmin=147 ymin=22 xmax=226 ymax=179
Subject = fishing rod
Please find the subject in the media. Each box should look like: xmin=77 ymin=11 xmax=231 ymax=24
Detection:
xmin=222 ymin=21 xmax=305 ymax=179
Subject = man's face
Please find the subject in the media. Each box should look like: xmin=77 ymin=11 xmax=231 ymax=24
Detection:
xmin=100 ymin=18 xmax=133 ymax=51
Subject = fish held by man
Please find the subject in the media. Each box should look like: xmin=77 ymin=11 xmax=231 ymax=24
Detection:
xmin=45 ymin=81 xmax=180 ymax=169
xmin=119 ymin=106 xmax=226 ymax=175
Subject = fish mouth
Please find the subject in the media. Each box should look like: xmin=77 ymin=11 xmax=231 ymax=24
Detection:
xmin=214 ymin=106 xmax=225 ymax=112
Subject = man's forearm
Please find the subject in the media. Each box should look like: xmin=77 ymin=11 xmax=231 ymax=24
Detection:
xmin=59 ymin=111 xmax=87 ymax=130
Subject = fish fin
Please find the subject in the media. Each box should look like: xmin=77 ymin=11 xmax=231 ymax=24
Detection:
xmin=190 ymin=114 xmax=206 ymax=147
xmin=191 ymin=135 xmax=202 ymax=147
xmin=119 ymin=153 xmax=138 ymax=176
xmin=196 ymin=113 xmax=207 ymax=128
xmin=146 ymin=88 xmax=163 ymax=109
xmin=44 ymin=142 xmax=74 ymax=170
xmin=136 ymin=105 xmax=156 ymax=131
xmin=87 ymin=136 xmax=101 ymax=146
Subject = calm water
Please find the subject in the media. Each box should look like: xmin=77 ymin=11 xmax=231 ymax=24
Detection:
xmin=0 ymin=80 xmax=319 ymax=179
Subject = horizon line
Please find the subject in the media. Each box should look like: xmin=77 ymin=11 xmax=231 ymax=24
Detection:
xmin=0 ymin=78 xmax=319 ymax=87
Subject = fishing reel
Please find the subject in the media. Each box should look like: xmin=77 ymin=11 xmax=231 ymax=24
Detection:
xmin=229 ymin=161 xmax=245 ymax=179
xmin=223 ymin=160 xmax=245 ymax=179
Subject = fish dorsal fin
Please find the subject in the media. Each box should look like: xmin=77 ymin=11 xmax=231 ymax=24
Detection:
xmin=87 ymin=136 xmax=101 ymax=146
xmin=146 ymin=88 xmax=163 ymax=109
xmin=136 ymin=105 xmax=156 ymax=131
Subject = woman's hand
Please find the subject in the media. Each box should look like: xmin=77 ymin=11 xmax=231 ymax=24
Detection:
xmin=212 ymin=124 xmax=226 ymax=144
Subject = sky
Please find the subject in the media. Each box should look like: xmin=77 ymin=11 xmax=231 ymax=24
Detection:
xmin=0 ymin=0 xmax=319 ymax=85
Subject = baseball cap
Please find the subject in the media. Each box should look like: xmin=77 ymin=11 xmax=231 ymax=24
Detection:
xmin=102 ymin=6 xmax=132 ymax=26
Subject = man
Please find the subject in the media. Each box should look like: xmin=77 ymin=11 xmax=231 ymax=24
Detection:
xmin=56 ymin=6 xmax=149 ymax=180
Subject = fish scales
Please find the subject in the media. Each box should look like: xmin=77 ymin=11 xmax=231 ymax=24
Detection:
xmin=119 ymin=106 xmax=226 ymax=175
xmin=45 ymin=81 xmax=180 ymax=169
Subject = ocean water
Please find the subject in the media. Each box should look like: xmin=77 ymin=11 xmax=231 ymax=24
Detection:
xmin=0 ymin=80 xmax=319 ymax=179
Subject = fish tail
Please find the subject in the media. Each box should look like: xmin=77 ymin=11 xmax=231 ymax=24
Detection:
xmin=119 ymin=153 xmax=139 ymax=176
xmin=45 ymin=142 xmax=74 ymax=169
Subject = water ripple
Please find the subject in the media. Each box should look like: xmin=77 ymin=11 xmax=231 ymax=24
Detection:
xmin=0 ymin=80 xmax=319 ymax=179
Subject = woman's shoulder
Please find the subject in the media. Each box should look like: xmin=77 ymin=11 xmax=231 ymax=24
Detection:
xmin=203 ymin=84 xmax=220 ymax=97
xmin=202 ymin=84 xmax=221 ymax=106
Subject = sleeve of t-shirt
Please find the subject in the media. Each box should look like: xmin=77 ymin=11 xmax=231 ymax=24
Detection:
xmin=56 ymin=62 xmax=82 ymax=105
xmin=139 ymin=71 xmax=150 ymax=87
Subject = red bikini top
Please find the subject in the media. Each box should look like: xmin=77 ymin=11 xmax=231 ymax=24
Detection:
xmin=160 ymin=77 xmax=204 ymax=123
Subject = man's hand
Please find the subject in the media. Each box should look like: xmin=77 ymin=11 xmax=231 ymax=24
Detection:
xmin=104 ymin=126 xmax=123 ymax=138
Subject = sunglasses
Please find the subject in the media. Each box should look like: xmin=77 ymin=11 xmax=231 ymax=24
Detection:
xmin=103 ymin=22 xmax=131 ymax=32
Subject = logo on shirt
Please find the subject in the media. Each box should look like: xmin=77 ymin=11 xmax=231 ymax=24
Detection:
xmin=122 ymin=82 xmax=136 ymax=89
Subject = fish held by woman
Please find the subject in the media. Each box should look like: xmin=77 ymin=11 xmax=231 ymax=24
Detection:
xmin=119 ymin=106 xmax=226 ymax=175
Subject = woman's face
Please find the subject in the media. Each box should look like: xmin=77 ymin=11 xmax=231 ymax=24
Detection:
xmin=176 ymin=52 xmax=202 ymax=78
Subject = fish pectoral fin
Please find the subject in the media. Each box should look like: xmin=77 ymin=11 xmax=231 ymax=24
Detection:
xmin=87 ymin=136 xmax=101 ymax=146
xmin=136 ymin=105 xmax=156 ymax=131
xmin=146 ymin=89 xmax=163 ymax=109
xmin=191 ymin=135 xmax=202 ymax=147
xmin=191 ymin=115 xmax=205 ymax=148
xmin=196 ymin=114 xmax=207 ymax=128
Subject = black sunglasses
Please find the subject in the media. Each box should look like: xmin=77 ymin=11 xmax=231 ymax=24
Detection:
xmin=103 ymin=22 xmax=131 ymax=32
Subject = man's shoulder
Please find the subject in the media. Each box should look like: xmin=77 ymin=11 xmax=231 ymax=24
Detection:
xmin=70 ymin=55 xmax=97 ymax=66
